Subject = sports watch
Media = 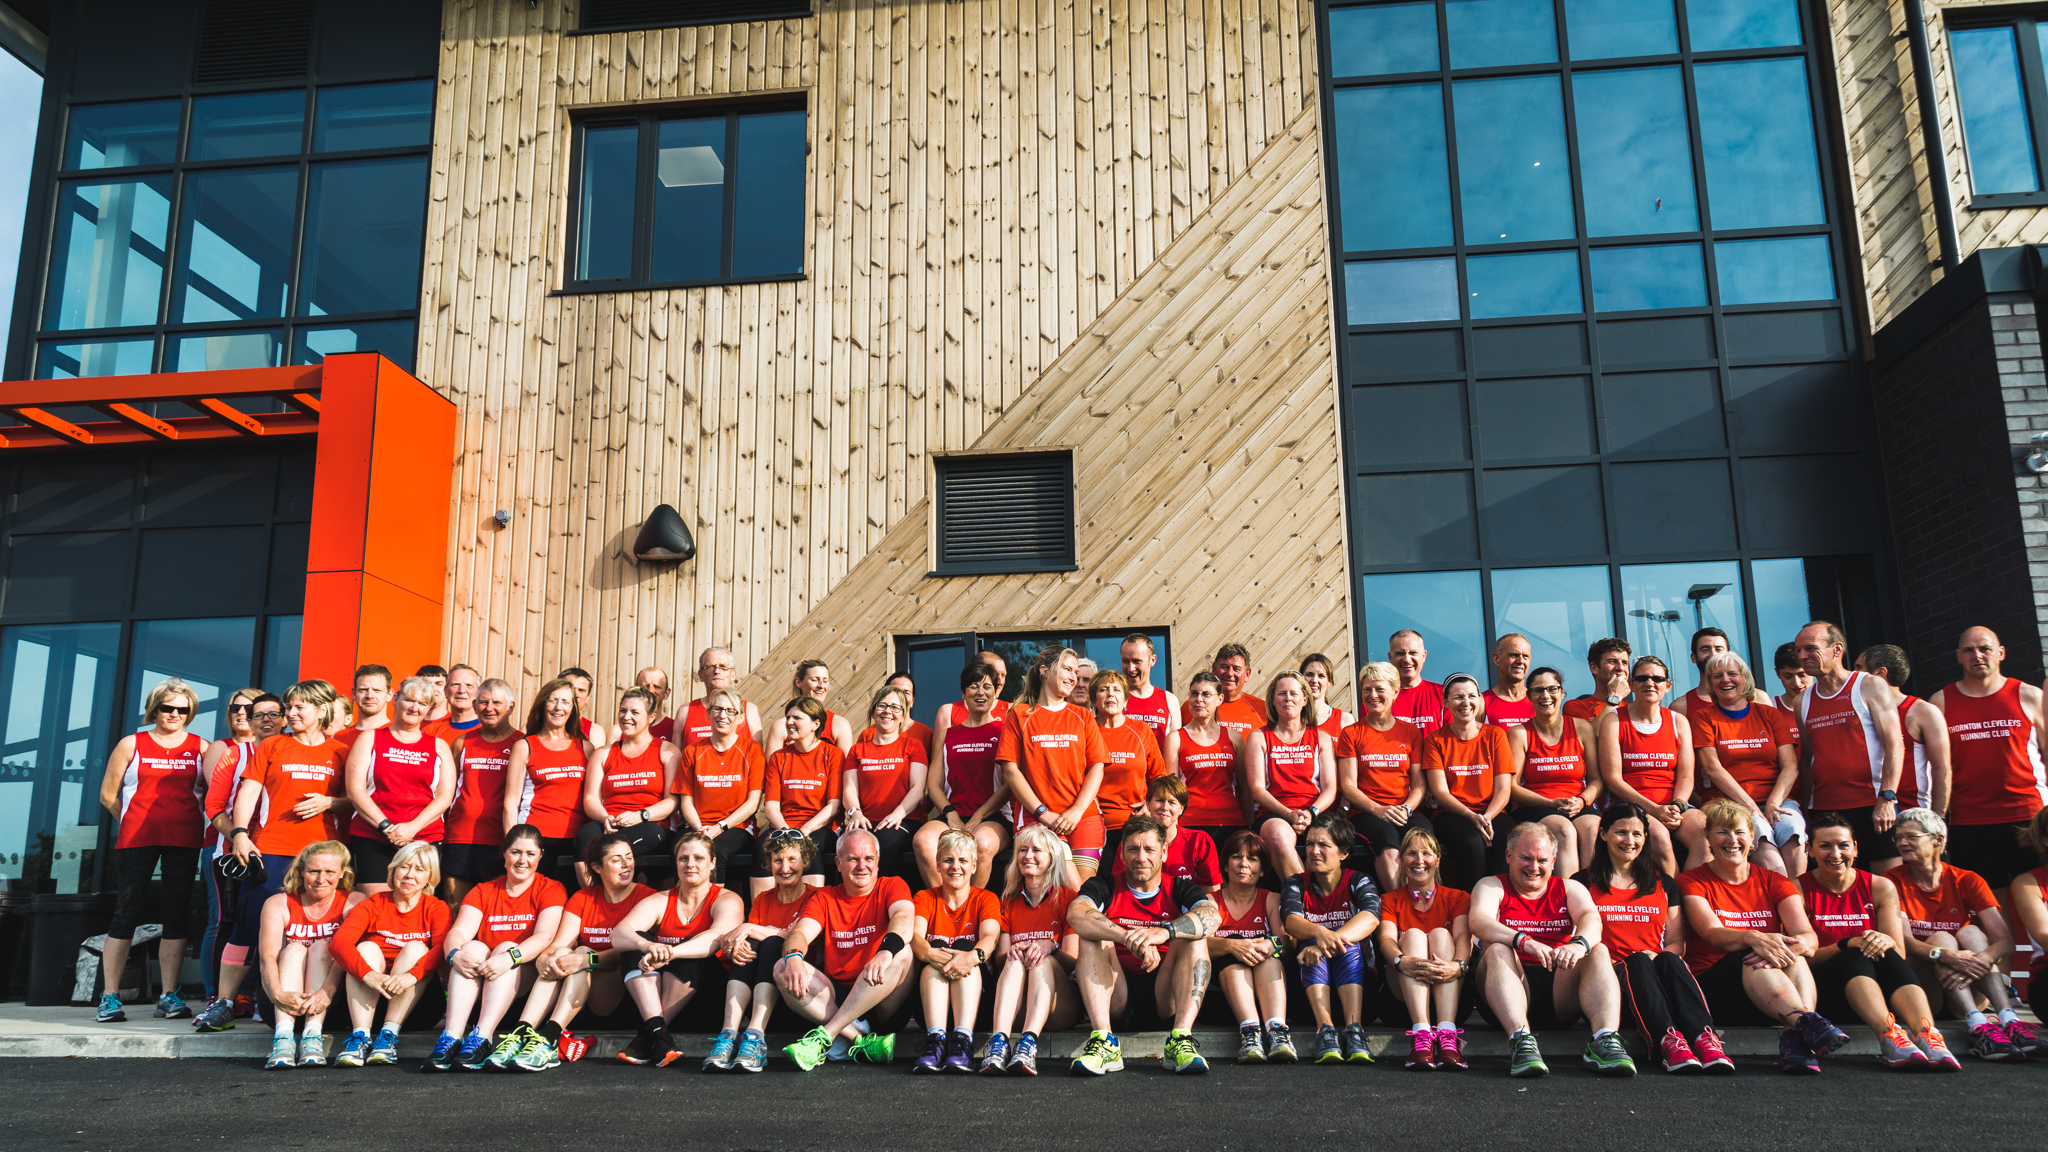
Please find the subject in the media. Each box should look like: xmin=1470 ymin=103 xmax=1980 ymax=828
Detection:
xmin=1877 ymin=789 xmax=1897 ymax=802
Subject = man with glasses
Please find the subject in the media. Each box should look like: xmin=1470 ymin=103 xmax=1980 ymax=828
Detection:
xmin=1793 ymin=621 xmax=1906 ymax=872
xmin=678 ymin=647 xmax=765 ymax=752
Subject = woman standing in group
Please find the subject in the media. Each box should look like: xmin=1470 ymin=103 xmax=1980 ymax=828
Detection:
xmin=1337 ymin=662 xmax=1431 ymax=894
xmin=96 ymin=677 xmax=210 ymax=1024
xmin=1798 ymin=813 xmax=1958 ymax=1069
xmin=578 ymin=689 xmax=680 ymax=882
xmin=429 ymin=826 xmax=568 ymax=1072
xmin=1374 ymin=828 xmax=1470 ymax=1069
xmin=1281 ymin=814 xmax=1382 ymax=1063
xmin=843 ymin=685 xmax=928 ymax=876
xmin=345 ymin=677 xmax=456 ymax=896
xmin=913 ymin=663 xmax=1010 ymax=889
xmin=1884 ymin=809 xmax=2031 ymax=1060
xmin=1299 ymin=654 xmax=1354 ymax=742
xmin=330 ymin=842 xmax=451 ymax=1067
xmin=983 ymin=825 xmax=1082 ymax=1074
xmin=760 ymin=698 xmax=844 ymax=895
xmin=1577 ymin=804 xmax=1731 ymax=1074
xmin=1690 ymin=652 xmax=1803 ymax=877
xmin=1163 ymin=672 xmax=1244 ymax=853
xmin=503 ymin=679 xmax=595 ymax=886
xmin=1214 ymin=831 xmax=1293 ymax=1065
xmin=792 ymin=660 xmax=857 ymax=753
xmin=909 ymin=830 xmax=1003 ymax=1073
xmin=673 ymin=687 xmax=766 ymax=886
xmin=442 ymin=678 xmax=522 ymax=903
xmin=1598 ymin=658 xmax=1702 ymax=875
xmin=710 ymin=828 xmax=816 ymax=1072
xmin=1089 ymin=670 xmax=1168 ymax=868
xmin=1422 ymin=675 xmax=1518 ymax=892
xmin=199 ymin=688 xmax=262 ymax=1006
xmin=256 ymin=840 xmax=361 ymax=1068
xmin=997 ymin=646 xmax=1110 ymax=874
xmin=1507 ymin=668 xmax=1601 ymax=879
xmin=1244 ymin=672 xmax=1338 ymax=880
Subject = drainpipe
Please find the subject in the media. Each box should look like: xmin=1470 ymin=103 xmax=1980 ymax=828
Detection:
xmin=1903 ymin=0 xmax=1962 ymax=271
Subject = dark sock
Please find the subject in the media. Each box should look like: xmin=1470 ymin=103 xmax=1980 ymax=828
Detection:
xmin=643 ymin=1016 xmax=668 ymax=1037
xmin=537 ymin=1021 xmax=563 ymax=1044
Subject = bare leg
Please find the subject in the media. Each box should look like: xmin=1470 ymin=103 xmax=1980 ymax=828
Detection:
xmin=1304 ymin=981 xmax=1334 ymax=1027
xmin=1479 ymin=942 xmax=1531 ymax=1032
xmin=991 ymin=959 xmax=1026 ymax=1034
xmin=156 ymin=935 xmax=187 ymax=997
xmin=442 ymin=941 xmax=490 ymax=1034
xmin=920 ymin=963 xmax=953 ymax=1031
xmin=950 ymin=968 xmax=983 ymax=1033
xmin=1219 ymin=963 xmax=1258 ymax=1024
xmin=1375 ymin=848 xmax=1402 ymax=894
xmin=1036 ymin=962 xmax=1081 ymax=1032
xmin=971 ymin=822 xmax=1009 ymax=889
xmin=1076 ymin=941 xmax=1125 ymax=1033
xmin=344 ymin=943 xmax=388 ymax=1032
xmin=745 ymin=983 xmax=777 ymax=1032
xmin=1540 ymin=815 xmax=1579 ymax=878
xmin=1741 ymin=964 xmax=1812 ymax=1025
xmin=822 ymin=950 xmax=914 ymax=1040
xmin=1571 ymin=944 xmax=1621 ymax=1032
xmin=1337 ymin=981 xmax=1365 ymax=1026
xmin=1427 ymin=928 xmax=1462 ymax=1023
xmin=1164 ymin=939 xmax=1210 ymax=1032
xmin=911 ymin=821 xmax=946 ymax=890
xmin=1958 ymin=926 xmax=2012 ymax=1013
xmin=474 ymin=944 xmax=531 ymax=1035
xmin=1393 ymin=929 xmax=1432 ymax=1025
xmin=1260 ymin=818 xmax=1304 ymax=878
xmin=1573 ymin=815 xmax=1603 ymax=881
xmin=100 ymin=936 xmax=133 ymax=999
xmin=380 ymin=942 xmax=431 ymax=1027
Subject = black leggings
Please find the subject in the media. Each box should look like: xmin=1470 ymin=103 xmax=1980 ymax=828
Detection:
xmin=870 ymin=825 xmax=915 ymax=879
xmin=726 ymin=934 xmax=786 ymax=986
xmin=1812 ymin=947 xmax=1918 ymax=1024
xmin=1430 ymin=811 xmax=1489 ymax=893
xmin=110 ymin=845 xmax=200 ymax=940
xmin=704 ymin=827 xmax=755 ymax=885
xmin=1615 ymin=951 xmax=1712 ymax=1040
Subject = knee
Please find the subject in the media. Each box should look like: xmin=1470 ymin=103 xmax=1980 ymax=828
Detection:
xmin=1956 ymin=926 xmax=1988 ymax=950
xmin=1927 ymin=931 xmax=1960 ymax=950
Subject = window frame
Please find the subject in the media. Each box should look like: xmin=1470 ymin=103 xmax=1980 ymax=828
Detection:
xmin=929 ymin=450 xmax=1079 ymax=577
xmin=1946 ymin=11 xmax=2048 ymax=209
xmin=561 ymin=100 xmax=809 ymax=295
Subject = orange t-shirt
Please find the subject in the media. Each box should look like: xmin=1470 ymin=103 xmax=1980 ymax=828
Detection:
xmin=1001 ymin=885 xmax=1077 ymax=947
xmin=563 ymin=882 xmax=655 ymax=952
xmin=765 ymin=742 xmax=843 ymax=827
xmin=1581 ymin=875 xmax=1677 ymax=960
xmin=1378 ymin=884 xmax=1470 ymax=935
xmin=748 ymin=886 xmax=813 ymax=933
xmin=995 ymin=703 xmax=1109 ymax=821
xmin=674 ymin=738 xmax=766 ymax=824
xmin=1335 ymin=719 xmax=1422 ymax=807
xmin=804 ymin=876 xmax=914 ymax=983
xmin=1689 ymin=704 xmax=1795 ymax=804
xmin=1676 ymin=864 xmax=1800 ymax=972
xmin=459 ymin=874 xmax=567 ymax=947
xmin=1421 ymin=726 xmax=1516 ymax=809
xmin=845 ymin=736 xmax=927 ymax=821
xmin=245 ymin=734 xmax=349 ymax=856
xmin=1096 ymin=720 xmax=1168 ymax=829
xmin=913 ymin=886 xmax=1003 ymax=944
xmin=1884 ymin=864 xmax=1998 ymax=940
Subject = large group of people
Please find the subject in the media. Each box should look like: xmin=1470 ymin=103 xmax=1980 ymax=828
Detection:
xmin=89 ymin=622 xmax=2048 ymax=1077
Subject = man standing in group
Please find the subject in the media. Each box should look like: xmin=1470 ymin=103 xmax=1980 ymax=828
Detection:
xmin=1483 ymin=634 xmax=1534 ymax=730
xmin=415 ymin=665 xmax=450 ymax=725
xmin=1565 ymin=638 xmax=1633 ymax=722
xmin=558 ymin=667 xmax=608 ymax=747
xmin=1931 ymin=627 xmax=2048 ymax=902
xmin=1856 ymin=645 xmax=1951 ymax=816
xmin=636 ymin=667 xmax=676 ymax=742
xmin=425 ymin=665 xmax=482 ymax=744
xmin=338 ymin=665 xmax=393 ymax=749
xmin=679 ymin=647 xmax=764 ymax=750
xmin=1387 ymin=631 xmax=1445 ymax=737
xmin=1672 ymin=630 xmax=1769 ymax=717
xmin=777 ymin=830 xmax=917 ymax=1069
xmin=1182 ymin=644 xmax=1266 ymax=740
xmin=1793 ymin=621 xmax=1906 ymax=871
xmin=1121 ymin=634 xmax=1180 ymax=749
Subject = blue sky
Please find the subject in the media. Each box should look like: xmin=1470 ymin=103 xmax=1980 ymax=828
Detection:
xmin=0 ymin=52 xmax=41 ymax=372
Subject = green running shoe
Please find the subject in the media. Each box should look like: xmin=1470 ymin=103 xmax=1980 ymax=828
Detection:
xmin=511 ymin=1031 xmax=560 ymax=1073
xmin=1165 ymin=1032 xmax=1208 ymax=1074
xmin=484 ymin=1026 xmax=529 ymax=1071
xmin=1508 ymin=1029 xmax=1549 ymax=1077
xmin=1070 ymin=1031 xmax=1123 ymax=1076
xmin=784 ymin=1026 xmax=833 ymax=1072
xmin=850 ymin=1030 xmax=896 ymax=1064
xmin=1582 ymin=1031 xmax=1637 ymax=1077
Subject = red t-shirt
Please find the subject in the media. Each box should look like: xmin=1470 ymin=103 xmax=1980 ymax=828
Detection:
xmin=804 ymin=876 xmax=914 ymax=984
xmin=1335 ymin=719 xmax=1422 ymax=807
xmin=459 ymin=874 xmax=567 ymax=947
xmin=1001 ymin=885 xmax=1077 ymax=947
xmin=675 ymin=738 xmax=765 ymax=823
xmin=995 ymin=703 xmax=1108 ymax=825
xmin=913 ymin=886 xmax=1002 ymax=945
xmin=518 ymin=735 xmax=590 ymax=839
xmin=446 ymin=732 xmax=520 ymax=844
xmin=1884 ymin=864 xmax=1997 ymax=940
xmin=764 ymin=742 xmax=842 ymax=827
xmin=1689 ymin=704 xmax=1794 ymax=805
xmin=1172 ymin=726 xmax=1242 ymax=827
xmin=563 ymin=882 xmax=655 ymax=951
xmin=331 ymin=892 xmax=450 ymax=980
xmin=1392 ymin=681 xmax=1446 ymax=737
xmin=1483 ymin=690 xmax=1534 ymax=731
xmin=748 ymin=886 xmax=813 ymax=933
xmin=1422 ymin=725 xmax=1516 ymax=809
xmin=1378 ymin=884 xmax=1470 ymax=935
xmin=845 ymin=736 xmax=927 ymax=822
xmin=1676 ymin=864 xmax=1800 ymax=972
xmin=1579 ymin=874 xmax=1676 ymax=960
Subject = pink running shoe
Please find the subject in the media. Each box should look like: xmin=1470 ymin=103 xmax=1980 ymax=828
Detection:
xmin=1692 ymin=1029 xmax=1735 ymax=1074
xmin=2004 ymin=1018 xmax=2048 ymax=1059
xmin=1970 ymin=1020 xmax=2023 ymax=1062
xmin=1660 ymin=1028 xmax=1702 ymax=1073
xmin=1433 ymin=1026 xmax=1467 ymax=1070
xmin=1405 ymin=1027 xmax=1434 ymax=1070
xmin=1916 ymin=1024 xmax=1961 ymax=1071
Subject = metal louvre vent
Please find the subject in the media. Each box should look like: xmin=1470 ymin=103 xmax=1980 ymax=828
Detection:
xmin=195 ymin=0 xmax=314 ymax=85
xmin=935 ymin=453 xmax=1076 ymax=575
xmin=581 ymin=0 xmax=812 ymax=32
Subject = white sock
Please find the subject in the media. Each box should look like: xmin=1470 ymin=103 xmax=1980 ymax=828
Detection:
xmin=1265 ymin=1018 xmax=1286 ymax=1031
xmin=1239 ymin=1019 xmax=1258 ymax=1030
xmin=273 ymin=1017 xmax=295 ymax=1039
xmin=1436 ymin=1020 xmax=1457 ymax=1031
xmin=1592 ymin=1028 xmax=1615 ymax=1040
xmin=1967 ymin=1009 xmax=1989 ymax=1029
xmin=2000 ymin=1007 xmax=2021 ymax=1026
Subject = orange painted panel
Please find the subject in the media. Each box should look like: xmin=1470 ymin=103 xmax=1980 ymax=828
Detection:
xmin=299 ymin=570 xmax=366 ymax=689
xmin=362 ymin=356 xmax=458 ymax=603
xmin=353 ymin=573 xmax=446 ymax=686
xmin=306 ymin=355 xmax=378 ymax=574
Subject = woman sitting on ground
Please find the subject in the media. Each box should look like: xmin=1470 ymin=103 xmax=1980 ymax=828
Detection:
xmin=257 ymin=840 xmax=363 ymax=1069
xmin=1214 ymin=831 xmax=1293 ymax=1065
xmin=1374 ymin=828 xmax=1471 ymax=1070
xmin=1280 ymin=813 xmax=1381 ymax=1064
xmin=910 ymin=829 xmax=1003 ymax=1073
xmin=983 ymin=824 xmax=1082 ymax=1075
xmin=1884 ymin=808 xmax=2033 ymax=1061
xmin=709 ymin=828 xmax=817 ymax=1072
xmin=329 ymin=841 xmax=451 ymax=1068
xmin=609 ymin=830 xmax=746 ymax=1067
xmin=429 ymin=825 xmax=567 ymax=1071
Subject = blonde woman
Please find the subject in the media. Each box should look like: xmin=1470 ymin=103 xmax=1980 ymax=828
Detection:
xmin=909 ymin=829 xmax=1003 ymax=1073
xmin=329 ymin=841 xmax=451 ymax=1066
xmin=257 ymin=841 xmax=363 ymax=1068
xmin=984 ymin=825 xmax=1082 ymax=1074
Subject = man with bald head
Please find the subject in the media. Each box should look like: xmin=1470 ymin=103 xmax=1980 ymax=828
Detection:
xmin=1793 ymin=621 xmax=1906 ymax=871
xmin=679 ymin=647 xmax=765 ymax=752
xmin=775 ymin=828 xmax=917 ymax=1069
xmin=1483 ymin=633 xmax=1534 ymax=730
xmin=1931 ymin=627 xmax=2048 ymax=894
xmin=1387 ymin=630 xmax=1446 ymax=738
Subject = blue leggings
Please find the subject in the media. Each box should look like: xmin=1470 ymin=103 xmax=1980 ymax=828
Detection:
xmin=1299 ymin=942 xmax=1368 ymax=988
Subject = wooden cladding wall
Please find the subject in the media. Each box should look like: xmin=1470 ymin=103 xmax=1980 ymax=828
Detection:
xmin=419 ymin=0 xmax=1328 ymax=705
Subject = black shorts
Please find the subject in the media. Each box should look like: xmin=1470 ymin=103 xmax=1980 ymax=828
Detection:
xmin=1476 ymin=962 xmax=1582 ymax=1031
xmin=1102 ymin=826 xmax=1125 ymax=867
xmin=1826 ymin=806 xmax=1897 ymax=862
xmin=438 ymin=842 xmax=506 ymax=882
xmin=348 ymin=835 xmax=401 ymax=882
xmin=626 ymin=954 xmax=720 ymax=988
xmin=1812 ymin=947 xmax=1918 ymax=1023
xmin=576 ymin=820 xmax=673 ymax=867
xmin=728 ymin=934 xmax=786 ymax=986
xmin=1352 ymin=809 xmax=1433 ymax=856
xmin=109 ymin=844 xmax=200 ymax=940
xmin=1945 ymin=821 xmax=2044 ymax=889
xmin=1691 ymin=952 xmax=1776 ymax=1026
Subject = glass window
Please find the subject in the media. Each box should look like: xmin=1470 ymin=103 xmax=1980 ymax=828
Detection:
xmin=1564 ymin=0 xmax=1678 ymax=59
xmin=1572 ymin=67 xmax=1699 ymax=236
xmin=1329 ymin=2 xmax=1440 ymax=75
xmin=170 ymin=329 xmax=282 ymax=372
xmin=64 ymin=101 xmax=179 ymax=170
xmin=298 ymin=157 xmax=430 ymax=316
xmin=651 ymin=116 xmax=726 ymax=284
xmin=1333 ymin=84 xmax=1452 ymax=252
xmin=1446 ymin=0 xmax=1558 ymax=67
xmin=262 ymin=615 xmax=302 ymax=693
xmin=313 ymin=80 xmax=435 ymax=152
xmin=1475 ymin=376 xmax=1597 ymax=458
xmin=1609 ymin=458 xmax=1737 ymax=553
xmin=1950 ymin=27 xmax=2040 ymax=196
xmin=1361 ymin=570 xmax=1488 ymax=681
xmin=1602 ymin=368 xmax=1723 ymax=451
xmin=44 ymin=177 xmax=172 ymax=331
xmin=576 ymin=124 xmax=638 ymax=281
xmin=172 ymin=167 xmax=297 ymax=323
xmin=732 ymin=109 xmax=807 ymax=277
xmin=188 ymin=91 xmax=305 ymax=161
xmin=1683 ymin=0 xmax=1799 ymax=50
xmin=1715 ymin=235 xmax=1833 ymax=304
xmin=36 ymin=338 xmax=154 ymax=379
xmin=0 ymin=623 xmax=121 ymax=893
xmin=1356 ymin=382 xmax=1470 ymax=463
xmin=1750 ymin=557 xmax=1810 ymax=661
xmin=1590 ymin=243 xmax=1706 ymax=310
xmin=1492 ymin=565 xmax=1614 ymax=696
xmin=292 ymin=320 xmax=417 ymax=372
xmin=1467 ymin=250 xmax=1582 ymax=318
xmin=1453 ymin=75 xmax=1576 ymax=244
xmin=1695 ymin=58 xmax=1825 ymax=229
xmin=1619 ymin=560 xmax=1747 ymax=673
xmin=126 ymin=618 xmax=257 ymax=739
xmin=1346 ymin=257 xmax=1460 ymax=323
xmin=1354 ymin=471 xmax=1480 ymax=563
xmin=1483 ymin=465 xmax=1607 ymax=559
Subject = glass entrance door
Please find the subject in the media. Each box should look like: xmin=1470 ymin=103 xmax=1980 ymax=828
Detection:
xmin=0 ymin=623 xmax=121 ymax=892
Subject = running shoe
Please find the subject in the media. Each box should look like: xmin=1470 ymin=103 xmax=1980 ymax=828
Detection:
xmin=1405 ymin=1027 xmax=1434 ymax=1070
xmin=232 ymin=992 xmax=255 ymax=1018
xmin=1342 ymin=1022 xmax=1374 ymax=1064
xmin=422 ymin=1033 xmax=459 ymax=1073
xmin=1778 ymin=1028 xmax=1820 ymax=1075
xmin=943 ymin=1030 xmax=975 ymax=1074
xmin=1878 ymin=1017 xmax=1931 ymax=1069
xmin=297 ymin=1034 xmax=328 ymax=1068
xmin=154 ymin=991 xmax=192 ymax=1019
xmin=510 ymin=1031 xmax=560 ymax=1072
xmin=559 ymin=1030 xmax=590 ymax=1063
xmin=366 ymin=1028 xmax=399 ymax=1066
xmin=266 ymin=1034 xmax=298 ymax=1070
xmin=1659 ymin=1028 xmax=1701 ymax=1074
xmin=1265 ymin=1023 xmax=1298 ymax=1064
xmin=1434 ymin=1026 xmax=1468 ymax=1070
xmin=2006 ymin=1019 xmax=2048 ymax=1059
xmin=850 ymin=1030 xmax=896 ymax=1064
xmin=1582 ymin=1031 xmax=1637 ymax=1077
xmin=95 ymin=994 xmax=126 ymax=1023
xmin=1693 ymin=1029 xmax=1734 ymax=1074
xmin=1915 ymin=1023 xmax=1961 ymax=1071
xmin=192 ymin=996 xmax=237 ymax=1032
xmin=488 ymin=1026 xmax=532 ymax=1070
xmin=454 ymin=1031 xmax=493 ymax=1071
xmin=1313 ymin=1024 xmax=1343 ymax=1064
xmin=1794 ymin=1011 xmax=1849 ymax=1057
xmin=783 ymin=1026 xmax=833 ymax=1072
xmin=735 ymin=1029 xmax=768 ymax=1073
xmin=981 ymin=1031 xmax=1010 ymax=1074
xmin=1008 ymin=1033 xmax=1040 ymax=1076
xmin=1970 ymin=1020 xmax=2022 ymax=1062
xmin=1164 ymin=1032 xmax=1208 ymax=1074
xmin=1236 ymin=1024 xmax=1265 ymax=1064
xmin=652 ymin=1031 xmax=685 ymax=1068
xmin=1508 ymin=1029 xmax=1548 ymax=1077
xmin=913 ymin=1030 xmax=946 ymax=1074
xmin=1070 ymin=1031 xmax=1123 ymax=1076
xmin=703 ymin=1029 xmax=738 ymax=1072
xmin=334 ymin=1030 xmax=372 ymax=1068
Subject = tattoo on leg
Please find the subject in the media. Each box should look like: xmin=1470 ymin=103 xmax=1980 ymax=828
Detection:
xmin=1188 ymin=958 xmax=1211 ymax=1016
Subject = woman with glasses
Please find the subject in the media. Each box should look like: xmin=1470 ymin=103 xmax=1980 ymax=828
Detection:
xmin=674 ymin=687 xmax=764 ymax=886
xmin=1597 ymin=658 xmax=1701 ymax=876
xmin=199 ymin=688 xmax=266 ymax=1008
xmin=580 ymin=688 xmax=682 ymax=883
xmin=844 ymin=685 xmax=929 ymax=877
xmin=344 ymin=677 xmax=457 ymax=896
xmin=1506 ymin=668 xmax=1602 ymax=879
xmin=1884 ymin=809 xmax=2031 ymax=1061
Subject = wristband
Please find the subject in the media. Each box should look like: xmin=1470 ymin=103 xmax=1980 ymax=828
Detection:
xmin=878 ymin=932 xmax=907 ymax=956
xmin=1567 ymin=935 xmax=1590 ymax=952
xmin=782 ymin=950 xmax=805 ymax=961
xmin=377 ymin=818 xmax=394 ymax=832
xmin=1303 ymin=805 xmax=1318 ymax=821
xmin=974 ymin=946 xmax=988 ymax=963
xmin=940 ymin=805 xmax=957 ymax=818
xmin=447 ymin=948 xmax=462 ymax=963
xmin=1035 ymin=804 xmax=1050 ymax=818
xmin=1512 ymin=931 xmax=1528 ymax=952
xmin=231 ymin=827 xmax=250 ymax=840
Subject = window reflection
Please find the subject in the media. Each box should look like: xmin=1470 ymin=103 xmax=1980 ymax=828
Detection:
xmin=314 ymin=80 xmax=434 ymax=152
xmin=577 ymin=125 xmax=638 ymax=281
xmin=1683 ymin=0 xmax=1800 ymax=50
xmin=1715 ymin=235 xmax=1833 ymax=304
xmin=262 ymin=616 xmax=303 ymax=696
xmin=1347 ymin=257 xmax=1460 ymax=323
xmin=173 ymin=167 xmax=297 ymax=323
xmin=1329 ymin=2 xmax=1440 ymax=74
xmin=1564 ymin=0 xmax=1677 ymax=59
xmin=188 ymin=91 xmax=305 ymax=161
xmin=1951 ymin=27 xmax=2041 ymax=196
xmin=1619 ymin=560 xmax=1747 ymax=675
xmin=0 ymin=623 xmax=120 ymax=893
xmin=126 ymin=618 xmax=257 ymax=739
xmin=652 ymin=117 xmax=727 ymax=283
xmin=299 ymin=157 xmax=429 ymax=316
xmin=37 ymin=338 xmax=154 ymax=379
xmin=732 ymin=110 xmax=806 ymax=277
xmin=45 ymin=178 xmax=171 ymax=331
xmin=63 ymin=101 xmax=179 ymax=170
xmin=1361 ymin=571 xmax=1488 ymax=682
xmin=292 ymin=320 xmax=417 ymax=372
xmin=1695 ymin=58 xmax=1825 ymax=229
xmin=1453 ymin=75 xmax=1575 ymax=244
xmin=1492 ymin=566 xmax=1614 ymax=697
xmin=1467 ymin=250 xmax=1581 ymax=318
xmin=1751 ymin=558 xmax=1809 ymax=660
xmin=1334 ymin=83 xmax=1452 ymax=251
xmin=170 ymin=329 xmax=282 ymax=372
xmin=1590 ymin=242 xmax=1706 ymax=310
xmin=1446 ymin=0 xmax=1558 ymax=67
xmin=1573 ymin=67 xmax=1698 ymax=235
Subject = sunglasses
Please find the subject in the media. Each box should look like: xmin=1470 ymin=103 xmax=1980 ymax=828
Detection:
xmin=227 ymin=702 xmax=252 ymax=714
xmin=1632 ymin=674 xmax=1669 ymax=684
xmin=158 ymin=704 xmax=192 ymax=716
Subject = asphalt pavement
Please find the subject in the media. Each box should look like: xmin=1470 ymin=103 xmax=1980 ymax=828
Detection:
xmin=4 ymin=1053 xmax=2044 ymax=1151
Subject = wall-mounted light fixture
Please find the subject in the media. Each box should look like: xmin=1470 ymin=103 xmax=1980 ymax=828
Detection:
xmin=493 ymin=509 xmax=512 ymax=528
xmin=2027 ymin=432 xmax=2048 ymax=475
xmin=633 ymin=503 xmax=696 ymax=561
